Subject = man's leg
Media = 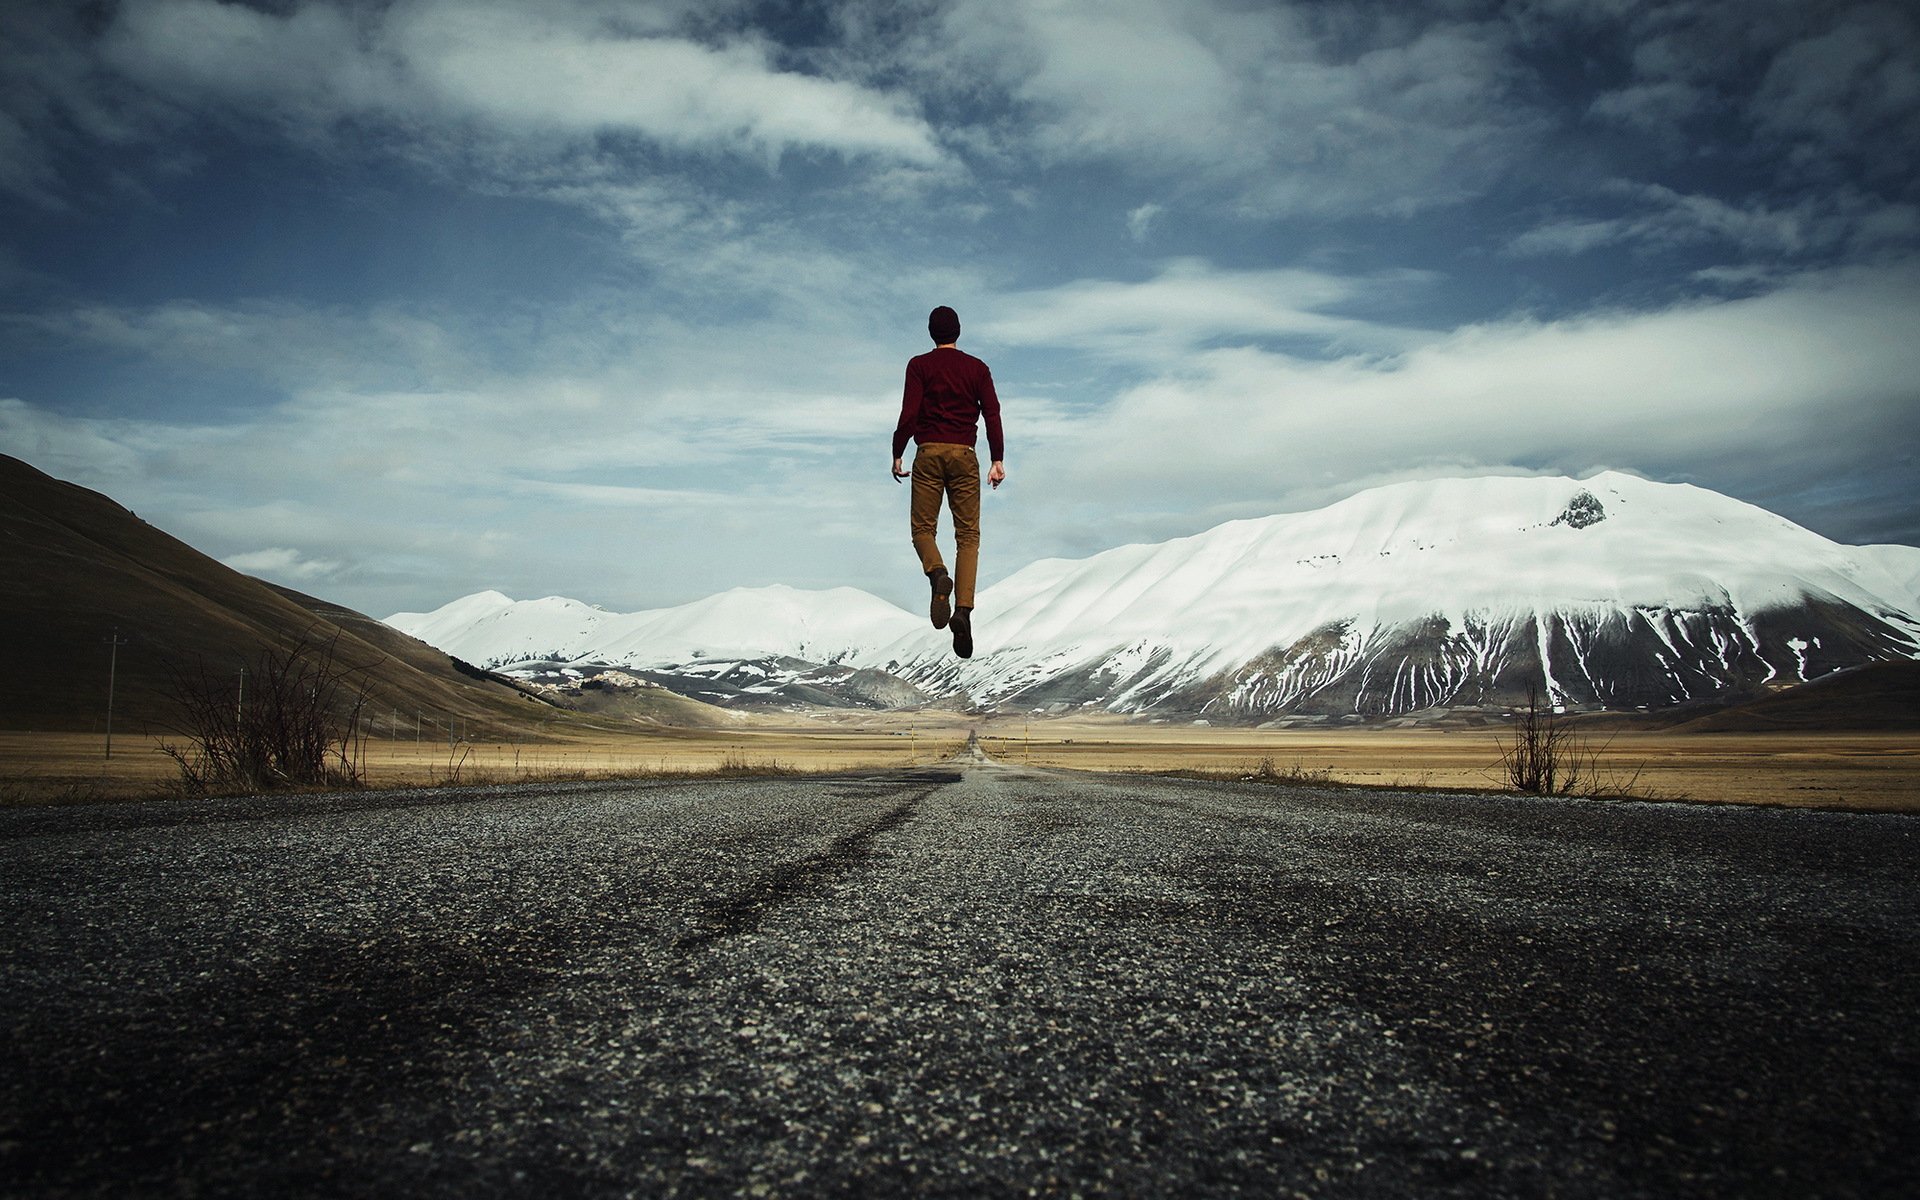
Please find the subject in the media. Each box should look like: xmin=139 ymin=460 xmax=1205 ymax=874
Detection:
xmin=947 ymin=447 xmax=982 ymax=609
xmin=945 ymin=447 xmax=981 ymax=659
xmin=910 ymin=446 xmax=954 ymax=628
xmin=910 ymin=450 xmax=947 ymax=577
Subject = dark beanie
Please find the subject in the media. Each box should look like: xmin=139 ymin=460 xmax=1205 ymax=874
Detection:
xmin=928 ymin=305 xmax=960 ymax=343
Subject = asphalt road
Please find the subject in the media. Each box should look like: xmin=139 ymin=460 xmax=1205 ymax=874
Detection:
xmin=2 ymin=757 xmax=1916 ymax=1198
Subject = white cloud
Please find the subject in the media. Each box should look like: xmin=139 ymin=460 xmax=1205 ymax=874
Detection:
xmin=0 ymin=398 xmax=151 ymax=482
xmin=1025 ymin=261 xmax=1920 ymax=514
xmin=0 ymin=5 xmax=152 ymax=205
xmin=980 ymin=259 xmax=1435 ymax=366
xmin=222 ymin=545 xmax=343 ymax=584
xmin=910 ymin=0 xmax=1542 ymax=215
xmin=1506 ymin=217 xmax=1634 ymax=258
xmin=1752 ymin=4 xmax=1920 ymax=168
xmin=507 ymin=480 xmax=752 ymax=509
xmin=393 ymin=1 xmax=941 ymax=164
xmin=1126 ymin=203 xmax=1162 ymax=241
xmin=103 ymin=0 xmax=390 ymax=116
xmin=1586 ymin=79 xmax=1705 ymax=133
xmin=959 ymin=259 xmax=1920 ymax=574
xmin=1632 ymin=186 xmax=1812 ymax=252
xmin=1506 ymin=188 xmax=1804 ymax=259
xmin=11 ymin=300 xmax=473 ymax=393
xmin=1581 ymin=0 xmax=1920 ymax=183
xmin=101 ymin=0 xmax=944 ymax=167
xmin=1505 ymin=182 xmax=1917 ymax=261
xmin=2 ymin=376 xmax=902 ymax=614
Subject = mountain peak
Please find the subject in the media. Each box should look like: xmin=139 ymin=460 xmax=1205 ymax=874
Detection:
xmin=1552 ymin=489 xmax=1607 ymax=529
xmin=867 ymin=471 xmax=1920 ymax=718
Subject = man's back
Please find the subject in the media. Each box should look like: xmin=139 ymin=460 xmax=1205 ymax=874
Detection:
xmin=898 ymin=346 xmax=1004 ymax=459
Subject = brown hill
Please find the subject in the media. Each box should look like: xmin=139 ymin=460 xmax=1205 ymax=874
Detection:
xmin=0 ymin=453 xmax=723 ymax=735
xmin=1668 ymin=659 xmax=1920 ymax=733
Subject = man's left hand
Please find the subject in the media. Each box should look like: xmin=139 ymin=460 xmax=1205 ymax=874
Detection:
xmin=892 ymin=457 xmax=910 ymax=481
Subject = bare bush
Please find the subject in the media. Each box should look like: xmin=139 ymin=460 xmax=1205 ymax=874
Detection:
xmin=717 ymin=750 xmax=800 ymax=776
xmin=161 ymin=634 xmax=373 ymax=794
xmin=1499 ymin=686 xmax=1589 ymax=795
xmin=1247 ymin=756 xmax=1335 ymax=785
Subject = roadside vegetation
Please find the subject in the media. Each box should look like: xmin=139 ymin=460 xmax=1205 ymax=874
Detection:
xmin=1144 ymin=696 xmax=1679 ymax=803
xmin=153 ymin=631 xmax=833 ymax=798
xmin=0 ymin=770 xmax=105 ymax=806
xmin=423 ymin=747 xmax=806 ymax=789
xmin=1246 ymin=756 xmax=1336 ymax=785
xmin=1 ymin=721 xmax=902 ymax=804
xmin=1499 ymin=686 xmax=1593 ymax=795
xmin=1498 ymin=688 xmax=1670 ymax=802
xmin=1154 ymin=759 xmax=1490 ymax=796
xmin=159 ymin=633 xmax=373 ymax=795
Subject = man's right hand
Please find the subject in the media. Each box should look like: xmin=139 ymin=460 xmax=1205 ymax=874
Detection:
xmin=988 ymin=460 xmax=1006 ymax=489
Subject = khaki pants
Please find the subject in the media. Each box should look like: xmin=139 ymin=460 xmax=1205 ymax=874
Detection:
xmin=910 ymin=442 xmax=981 ymax=608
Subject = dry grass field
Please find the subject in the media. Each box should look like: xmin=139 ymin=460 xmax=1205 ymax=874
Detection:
xmin=965 ymin=716 xmax=1920 ymax=812
xmin=0 ymin=716 xmax=976 ymax=805
xmin=4 ymin=711 xmax=1915 ymax=812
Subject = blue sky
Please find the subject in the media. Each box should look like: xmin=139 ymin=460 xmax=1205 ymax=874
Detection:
xmin=2 ymin=0 xmax=1916 ymax=619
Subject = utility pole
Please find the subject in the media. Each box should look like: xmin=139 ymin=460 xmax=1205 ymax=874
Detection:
xmin=103 ymin=629 xmax=128 ymax=760
xmin=236 ymin=666 xmax=246 ymax=726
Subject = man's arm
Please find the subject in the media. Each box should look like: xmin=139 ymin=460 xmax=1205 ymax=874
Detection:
xmin=891 ymin=362 xmax=922 ymax=475
xmin=980 ymin=363 xmax=1005 ymax=488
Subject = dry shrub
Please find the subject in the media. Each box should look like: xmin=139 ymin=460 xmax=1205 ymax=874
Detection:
xmin=161 ymin=633 xmax=372 ymax=794
xmin=1498 ymin=686 xmax=1645 ymax=797
xmin=717 ymin=750 xmax=800 ymax=776
xmin=1249 ymin=756 xmax=1335 ymax=785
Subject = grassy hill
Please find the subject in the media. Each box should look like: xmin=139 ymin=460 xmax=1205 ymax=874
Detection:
xmin=0 ymin=454 xmax=725 ymax=736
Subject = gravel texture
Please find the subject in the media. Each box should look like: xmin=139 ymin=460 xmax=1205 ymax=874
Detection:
xmin=2 ymin=758 xmax=1916 ymax=1197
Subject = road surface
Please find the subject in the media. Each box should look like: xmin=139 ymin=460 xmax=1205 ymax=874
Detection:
xmin=3 ymin=758 xmax=1916 ymax=1197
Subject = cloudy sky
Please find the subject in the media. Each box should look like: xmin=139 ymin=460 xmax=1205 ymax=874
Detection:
xmin=3 ymin=0 xmax=1916 ymax=619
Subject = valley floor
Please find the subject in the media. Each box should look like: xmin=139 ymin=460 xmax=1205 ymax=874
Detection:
xmin=4 ymin=719 xmax=1916 ymax=811
xmin=978 ymin=723 xmax=1920 ymax=811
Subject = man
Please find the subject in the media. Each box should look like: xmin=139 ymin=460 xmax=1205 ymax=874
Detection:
xmin=891 ymin=305 xmax=1005 ymax=659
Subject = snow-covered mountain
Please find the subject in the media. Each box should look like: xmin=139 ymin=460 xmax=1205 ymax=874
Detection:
xmin=870 ymin=472 xmax=1920 ymax=718
xmin=387 ymin=584 xmax=921 ymax=671
xmin=388 ymin=473 xmax=1920 ymax=721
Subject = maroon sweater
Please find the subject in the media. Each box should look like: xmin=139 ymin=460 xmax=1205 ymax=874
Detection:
xmin=893 ymin=346 xmax=1004 ymax=461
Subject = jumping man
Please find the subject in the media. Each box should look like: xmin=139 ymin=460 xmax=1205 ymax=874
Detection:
xmin=891 ymin=305 xmax=1005 ymax=659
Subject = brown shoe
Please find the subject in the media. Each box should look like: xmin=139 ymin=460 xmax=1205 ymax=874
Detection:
xmin=951 ymin=606 xmax=973 ymax=658
xmin=928 ymin=568 xmax=953 ymax=629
